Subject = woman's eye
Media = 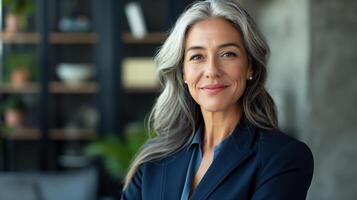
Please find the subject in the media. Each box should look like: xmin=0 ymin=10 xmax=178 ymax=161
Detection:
xmin=189 ymin=54 xmax=203 ymax=61
xmin=222 ymin=52 xmax=237 ymax=57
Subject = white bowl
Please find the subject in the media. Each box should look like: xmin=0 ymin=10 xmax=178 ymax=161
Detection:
xmin=57 ymin=63 xmax=94 ymax=85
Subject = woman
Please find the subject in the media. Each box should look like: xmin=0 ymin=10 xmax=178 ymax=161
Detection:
xmin=121 ymin=0 xmax=313 ymax=199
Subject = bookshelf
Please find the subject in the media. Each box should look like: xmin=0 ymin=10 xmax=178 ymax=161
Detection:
xmin=1 ymin=32 xmax=165 ymax=44
xmin=0 ymin=0 xmax=188 ymax=198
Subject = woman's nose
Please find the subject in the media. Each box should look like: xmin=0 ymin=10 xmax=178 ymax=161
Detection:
xmin=205 ymin=56 xmax=221 ymax=79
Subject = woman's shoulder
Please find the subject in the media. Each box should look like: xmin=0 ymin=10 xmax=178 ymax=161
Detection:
xmin=257 ymin=129 xmax=303 ymax=147
xmin=254 ymin=128 xmax=314 ymax=166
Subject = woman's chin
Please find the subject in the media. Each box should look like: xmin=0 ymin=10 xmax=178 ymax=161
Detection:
xmin=199 ymin=99 xmax=241 ymax=114
xmin=200 ymin=104 xmax=232 ymax=113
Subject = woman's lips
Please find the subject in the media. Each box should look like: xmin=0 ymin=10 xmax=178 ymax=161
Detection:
xmin=200 ymin=84 xmax=229 ymax=95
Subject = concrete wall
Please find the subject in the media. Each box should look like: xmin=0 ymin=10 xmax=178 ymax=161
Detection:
xmin=257 ymin=0 xmax=310 ymax=138
xmin=250 ymin=0 xmax=357 ymax=199
xmin=308 ymin=0 xmax=357 ymax=199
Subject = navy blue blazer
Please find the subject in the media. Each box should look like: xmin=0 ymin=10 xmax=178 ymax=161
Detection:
xmin=121 ymin=120 xmax=314 ymax=200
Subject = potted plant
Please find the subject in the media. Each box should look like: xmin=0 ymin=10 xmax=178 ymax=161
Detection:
xmin=0 ymin=96 xmax=25 ymax=129
xmin=4 ymin=52 xmax=37 ymax=88
xmin=3 ymin=0 xmax=35 ymax=33
xmin=85 ymin=123 xmax=149 ymax=179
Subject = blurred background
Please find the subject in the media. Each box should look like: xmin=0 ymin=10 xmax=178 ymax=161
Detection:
xmin=0 ymin=0 xmax=355 ymax=200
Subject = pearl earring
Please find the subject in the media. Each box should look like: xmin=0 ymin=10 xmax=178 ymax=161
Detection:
xmin=184 ymin=80 xmax=187 ymax=84
xmin=249 ymin=76 xmax=253 ymax=80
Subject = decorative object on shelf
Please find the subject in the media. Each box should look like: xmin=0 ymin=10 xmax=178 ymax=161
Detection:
xmin=58 ymin=16 xmax=91 ymax=32
xmin=0 ymin=119 xmax=13 ymax=139
xmin=59 ymin=109 xmax=97 ymax=168
xmin=57 ymin=0 xmax=91 ymax=32
xmin=63 ymin=105 xmax=99 ymax=133
xmin=58 ymin=154 xmax=92 ymax=168
xmin=76 ymin=106 xmax=99 ymax=130
xmin=56 ymin=63 xmax=94 ymax=86
xmin=4 ymin=51 xmax=37 ymax=88
xmin=85 ymin=122 xmax=149 ymax=179
xmin=0 ymin=96 xmax=25 ymax=129
xmin=59 ymin=141 xmax=92 ymax=168
xmin=122 ymin=57 xmax=158 ymax=89
xmin=3 ymin=0 xmax=35 ymax=33
xmin=125 ymin=2 xmax=147 ymax=39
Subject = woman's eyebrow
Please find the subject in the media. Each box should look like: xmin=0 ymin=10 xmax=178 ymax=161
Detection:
xmin=186 ymin=43 xmax=242 ymax=53
xmin=186 ymin=46 xmax=204 ymax=53
xmin=218 ymin=43 xmax=242 ymax=50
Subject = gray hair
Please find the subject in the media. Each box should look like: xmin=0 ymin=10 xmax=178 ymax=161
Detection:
xmin=123 ymin=0 xmax=277 ymax=189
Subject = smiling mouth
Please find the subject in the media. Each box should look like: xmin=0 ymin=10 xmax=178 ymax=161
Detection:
xmin=201 ymin=84 xmax=229 ymax=95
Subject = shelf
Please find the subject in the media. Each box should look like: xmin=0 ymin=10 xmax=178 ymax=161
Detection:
xmin=125 ymin=87 xmax=160 ymax=93
xmin=6 ymin=128 xmax=41 ymax=140
xmin=0 ymin=32 xmax=96 ymax=44
xmin=3 ymin=128 xmax=96 ymax=141
xmin=49 ymin=32 xmax=97 ymax=44
xmin=122 ymin=32 xmax=165 ymax=44
xmin=0 ymin=83 xmax=40 ymax=93
xmin=1 ymin=32 xmax=165 ymax=44
xmin=0 ymin=32 xmax=39 ymax=44
xmin=49 ymin=82 xmax=98 ymax=94
xmin=0 ymin=82 xmax=160 ymax=94
xmin=50 ymin=129 xmax=97 ymax=140
xmin=0 ymin=82 xmax=98 ymax=94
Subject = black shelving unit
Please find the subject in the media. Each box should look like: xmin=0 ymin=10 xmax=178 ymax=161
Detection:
xmin=1 ymin=0 xmax=192 ymax=198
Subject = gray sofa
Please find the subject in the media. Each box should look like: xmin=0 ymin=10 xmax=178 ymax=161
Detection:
xmin=0 ymin=167 xmax=98 ymax=200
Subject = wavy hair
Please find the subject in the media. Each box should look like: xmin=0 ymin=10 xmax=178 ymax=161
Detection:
xmin=123 ymin=0 xmax=278 ymax=189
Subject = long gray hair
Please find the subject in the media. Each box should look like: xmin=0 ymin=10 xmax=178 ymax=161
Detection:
xmin=123 ymin=0 xmax=277 ymax=189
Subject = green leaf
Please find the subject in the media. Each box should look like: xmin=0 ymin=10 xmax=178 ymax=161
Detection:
xmin=84 ymin=127 xmax=149 ymax=178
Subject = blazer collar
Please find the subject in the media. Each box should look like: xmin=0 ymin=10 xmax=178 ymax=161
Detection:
xmin=187 ymin=124 xmax=203 ymax=151
xmin=161 ymin=118 xmax=257 ymax=200
xmin=189 ymin=118 xmax=256 ymax=200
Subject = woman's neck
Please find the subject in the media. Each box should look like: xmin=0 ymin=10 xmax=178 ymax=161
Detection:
xmin=201 ymin=104 xmax=242 ymax=152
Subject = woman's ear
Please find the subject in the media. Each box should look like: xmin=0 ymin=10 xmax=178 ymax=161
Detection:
xmin=182 ymin=67 xmax=187 ymax=84
xmin=247 ymin=70 xmax=253 ymax=80
xmin=246 ymin=66 xmax=253 ymax=80
xmin=247 ymin=57 xmax=253 ymax=80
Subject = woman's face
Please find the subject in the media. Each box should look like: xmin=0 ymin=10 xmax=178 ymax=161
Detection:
xmin=183 ymin=17 xmax=252 ymax=113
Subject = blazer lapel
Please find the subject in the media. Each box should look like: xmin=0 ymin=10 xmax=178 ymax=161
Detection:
xmin=161 ymin=147 xmax=193 ymax=200
xmin=189 ymin=120 xmax=256 ymax=200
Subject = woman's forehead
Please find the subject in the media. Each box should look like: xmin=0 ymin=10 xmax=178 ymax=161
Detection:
xmin=184 ymin=17 xmax=244 ymax=50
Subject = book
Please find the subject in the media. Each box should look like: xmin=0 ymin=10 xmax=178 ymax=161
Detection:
xmin=125 ymin=2 xmax=147 ymax=39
